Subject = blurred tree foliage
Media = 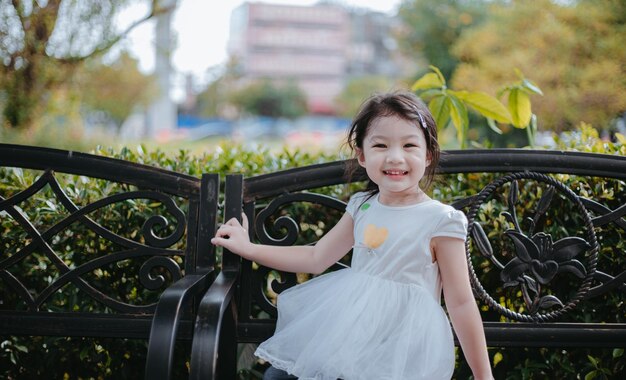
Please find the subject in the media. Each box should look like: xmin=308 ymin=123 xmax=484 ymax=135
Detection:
xmin=0 ymin=0 xmax=173 ymax=130
xmin=75 ymin=52 xmax=157 ymax=131
xmin=396 ymin=0 xmax=489 ymax=80
xmin=335 ymin=75 xmax=397 ymax=118
xmin=194 ymin=59 xmax=242 ymax=118
xmin=451 ymin=0 xmax=626 ymax=132
xmin=229 ymin=80 xmax=308 ymax=119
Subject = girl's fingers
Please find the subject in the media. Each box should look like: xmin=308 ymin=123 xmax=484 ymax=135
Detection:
xmin=241 ymin=213 xmax=249 ymax=230
xmin=211 ymin=236 xmax=228 ymax=247
xmin=214 ymin=219 xmax=247 ymax=239
xmin=221 ymin=216 xmax=248 ymax=234
xmin=225 ymin=217 xmax=241 ymax=227
xmin=213 ymin=216 xmax=249 ymax=252
xmin=215 ymin=224 xmax=235 ymax=238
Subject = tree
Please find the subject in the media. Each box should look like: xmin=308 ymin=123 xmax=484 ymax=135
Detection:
xmin=396 ymin=0 xmax=489 ymax=79
xmin=0 ymin=0 xmax=174 ymax=129
xmin=335 ymin=75 xmax=397 ymax=118
xmin=230 ymin=80 xmax=308 ymax=119
xmin=194 ymin=59 xmax=242 ymax=119
xmin=451 ymin=0 xmax=626 ymax=132
xmin=76 ymin=52 xmax=157 ymax=130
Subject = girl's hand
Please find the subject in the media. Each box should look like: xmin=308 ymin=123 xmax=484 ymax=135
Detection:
xmin=211 ymin=214 xmax=253 ymax=258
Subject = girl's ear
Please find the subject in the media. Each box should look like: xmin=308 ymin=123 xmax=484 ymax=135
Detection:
xmin=356 ymin=148 xmax=366 ymax=167
xmin=426 ymin=152 xmax=432 ymax=168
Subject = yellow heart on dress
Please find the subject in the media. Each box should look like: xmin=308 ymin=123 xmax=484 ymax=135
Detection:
xmin=363 ymin=224 xmax=388 ymax=249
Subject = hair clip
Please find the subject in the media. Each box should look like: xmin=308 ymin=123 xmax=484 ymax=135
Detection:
xmin=411 ymin=105 xmax=428 ymax=129
xmin=417 ymin=111 xmax=428 ymax=130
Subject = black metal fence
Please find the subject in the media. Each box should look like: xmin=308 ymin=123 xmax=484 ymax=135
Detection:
xmin=1 ymin=144 xmax=625 ymax=379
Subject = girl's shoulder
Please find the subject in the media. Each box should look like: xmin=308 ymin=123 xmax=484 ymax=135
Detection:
xmin=428 ymin=201 xmax=468 ymax=239
xmin=346 ymin=191 xmax=375 ymax=217
xmin=348 ymin=191 xmax=372 ymax=203
xmin=426 ymin=199 xmax=458 ymax=214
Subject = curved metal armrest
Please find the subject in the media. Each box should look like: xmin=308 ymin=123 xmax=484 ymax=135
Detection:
xmin=144 ymin=270 xmax=214 ymax=380
xmin=189 ymin=270 xmax=239 ymax=380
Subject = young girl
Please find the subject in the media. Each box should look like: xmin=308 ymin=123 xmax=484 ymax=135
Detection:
xmin=212 ymin=91 xmax=493 ymax=380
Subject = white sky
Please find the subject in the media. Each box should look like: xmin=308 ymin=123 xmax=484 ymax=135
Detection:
xmin=116 ymin=0 xmax=401 ymax=100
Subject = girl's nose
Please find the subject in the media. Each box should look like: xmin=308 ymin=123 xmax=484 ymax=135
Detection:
xmin=386 ymin=148 xmax=404 ymax=163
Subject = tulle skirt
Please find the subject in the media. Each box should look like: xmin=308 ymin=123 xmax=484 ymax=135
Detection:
xmin=255 ymin=269 xmax=455 ymax=380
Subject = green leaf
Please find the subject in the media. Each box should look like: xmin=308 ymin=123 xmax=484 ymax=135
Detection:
xmin=585 ymin=370 xmax=598 ymax=380
xmin=416 ymin=88 xmax=443 ymax=100
xmin=453 ymin=90 xmax=512 ymax=123
xmin=448 ymin=95 xmax=469 ymax=146
xmin=522 ymin=79 xmax=544 ymax=95
xmin=428 ymin=65 xmax=447 ymax=86
xmin=411 ymin=73 xmax=444 ymax=91
xmin=80 ymin=347 xmax=89 ymax=361
xmin=496 ymin=86 xmax=511 ymax=99
xmin=14 ymin=344 xmax=28 ymax=353
xmin=508 ymin=88 xmax=532 ymax=128
xmin=428 ymin=95 xmax=451 ymax=130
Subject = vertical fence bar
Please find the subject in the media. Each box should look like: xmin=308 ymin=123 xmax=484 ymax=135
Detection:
xmin=196 ymin=173 xmax=220 ymax=273
xmin=222 ymin=174 xmax=243 ymax=272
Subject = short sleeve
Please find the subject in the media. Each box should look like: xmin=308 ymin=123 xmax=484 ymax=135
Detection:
xmin=345 ymin=192 xmax=369 ymax=218
xmin=432 ymin=208 xmax=468 ymax=241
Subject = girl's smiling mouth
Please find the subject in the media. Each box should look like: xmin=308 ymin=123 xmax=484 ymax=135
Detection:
xmin=383 ymin=169 xmax=408 ymax=175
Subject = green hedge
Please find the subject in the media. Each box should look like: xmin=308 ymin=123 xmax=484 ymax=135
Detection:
xmin=1 ymin=129 xmax=625 ymax=379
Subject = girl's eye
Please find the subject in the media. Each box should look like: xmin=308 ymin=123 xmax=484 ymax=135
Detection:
xmin=373 ymin=143 xmax=386 ymax=148
xmin=404 ymin=143 xmax=417 ymax=148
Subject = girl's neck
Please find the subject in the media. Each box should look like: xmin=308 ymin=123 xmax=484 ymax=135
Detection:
xmin=377 ymin=189 xmax=429 ymax=206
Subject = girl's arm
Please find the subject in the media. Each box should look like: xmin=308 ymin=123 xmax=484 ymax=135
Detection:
xmin=211 ymin=212 xmax=355 ymax=274
xmin=433 ymin=236 xmax=493 ymax=380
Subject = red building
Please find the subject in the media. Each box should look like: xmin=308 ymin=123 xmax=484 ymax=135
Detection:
xmin=229 ymin=2 xmax=350 ymax=114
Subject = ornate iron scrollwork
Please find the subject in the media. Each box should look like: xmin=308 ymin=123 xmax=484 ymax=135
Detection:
xmin=251 ymin=192 xmax=347 ymax=316
xmin=466 ymin=171 xmax=599 ymax=322
xmin=579 ymin=198 xmax=626 ymax=298
xmin=0 ymin=170 xmax=187 ymax=313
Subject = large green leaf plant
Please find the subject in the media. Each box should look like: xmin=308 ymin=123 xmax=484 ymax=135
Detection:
xmin=412 ymin=66 xmax=543 ymax=148
xmin=497 ymin=68 xmax=544 ymax=147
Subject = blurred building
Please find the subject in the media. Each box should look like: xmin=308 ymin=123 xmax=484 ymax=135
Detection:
xmin=346 ymin=8 xmax=405 ymax=79
xmin=228 ymin=2 xmax=405 ymax=115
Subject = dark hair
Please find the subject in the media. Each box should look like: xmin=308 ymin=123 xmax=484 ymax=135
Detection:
xmin=344 ymin=90 xmax=440 ymax=195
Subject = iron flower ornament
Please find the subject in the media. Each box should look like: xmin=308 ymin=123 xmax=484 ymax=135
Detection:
xmin=472 ymin=179 xmax=591 ymax=315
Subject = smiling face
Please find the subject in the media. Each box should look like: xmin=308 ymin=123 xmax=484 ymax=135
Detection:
xmin=357 ymin=114 xmax=431 ymax=206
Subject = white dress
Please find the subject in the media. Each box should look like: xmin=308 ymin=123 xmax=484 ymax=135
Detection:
xmin=255 ymin=192 xmax=469 ymax=380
